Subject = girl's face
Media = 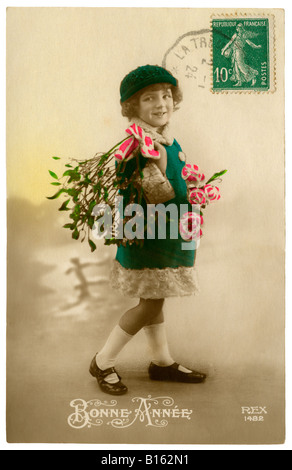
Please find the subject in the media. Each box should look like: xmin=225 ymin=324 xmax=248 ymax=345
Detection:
xmin=137 ymin=86 xmax=174 ymax=128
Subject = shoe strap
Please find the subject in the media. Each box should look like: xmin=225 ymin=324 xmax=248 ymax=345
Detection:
xmin=169 ymin=362 xmax=179 ymax=369
xmin=99 ymin=367 xmax=121 ymax=380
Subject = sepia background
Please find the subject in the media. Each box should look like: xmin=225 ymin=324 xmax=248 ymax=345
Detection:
xmin=6 ymin=7 xmax=285 ymax=444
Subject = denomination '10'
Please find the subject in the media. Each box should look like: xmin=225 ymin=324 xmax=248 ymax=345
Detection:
xmin=214 ymin=67 xmax=230 ymax=82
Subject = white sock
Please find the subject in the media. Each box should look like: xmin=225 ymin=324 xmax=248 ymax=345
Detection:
xmin=144 ymin=323 xmax=192 ymax=373
xmin=143 ymin=322 xmax=175 ymax=367
xmin=95 ymin=325 xmax=133 ymax=384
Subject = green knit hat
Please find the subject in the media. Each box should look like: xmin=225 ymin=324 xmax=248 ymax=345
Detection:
xmin=120 ymin=65 xmax=177 ymax=103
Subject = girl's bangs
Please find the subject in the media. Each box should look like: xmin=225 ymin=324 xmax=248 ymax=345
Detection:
xmin=142 ymin=83 xmax=173 ymax=93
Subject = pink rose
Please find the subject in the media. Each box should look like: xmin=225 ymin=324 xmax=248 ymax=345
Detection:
xmin=204 ymin=184 xmax=221 ymax=202
xmin=179 ymin=211 xmax=203 ymax=241
xmin=189 ymin=188 xmax=206 ymax=206
xmin=181 ymin=164 xmax=205 ymax=185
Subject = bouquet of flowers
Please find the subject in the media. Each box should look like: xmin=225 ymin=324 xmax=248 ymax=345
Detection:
xmin=179 ymin=164 xmax=227 ymax=242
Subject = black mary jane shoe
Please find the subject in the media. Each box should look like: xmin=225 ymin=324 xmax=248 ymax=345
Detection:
xmin=89 ymin=355 xmax=128 ymax=395
xmin=148 ymin=362 xmax=206 ymax=384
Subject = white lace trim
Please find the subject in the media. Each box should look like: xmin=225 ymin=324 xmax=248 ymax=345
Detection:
xmin=109 ymin=259 xmax=200 ymax=299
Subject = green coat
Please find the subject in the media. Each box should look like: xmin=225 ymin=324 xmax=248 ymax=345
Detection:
xmin=115 ymin=139 xmax=196 ymax=269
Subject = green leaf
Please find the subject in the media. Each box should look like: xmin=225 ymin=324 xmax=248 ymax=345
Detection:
xmin=88 ymin=240 xmax=97 ymax=252
xmin=63 ymin=223 xmax=75 ymax=230
xmin=206 ymin=169 xmax=228 ymax=185
xmin=84 ymin=174 xmax=92 ymax=184
xmin=49 ymin=170 xmax=59 ymax=180
xmin=46 ymin=188 xmax=67 ymax=200
xmin=50 ymin=182 xmax=62 ymax=186
xmin=87 ymin=216 xmax=95 ymax=229
xmin=93 ymin=184 xmax=102 ymax=195
xmin=63 ymin=169 xmax=79 ymax=178
xmin=69 ymin=175 xmax=81 ymax=183
xmin=65 ymin=164 xmax=73 ymax=168
xmin=88 ymin=200 xmax=96 ymax=213
xmin=52 ymin=156 xmax=61 ymax=160
xmin=97 ymin=154 xmax=110 ymax=167
xmin=69 ymin=204 xmax=81 ymax=220
xmin=63 ymin=170 xmax=73 ymax=177
xmin=58 ymin=199 xmax=71 ymax=211
xmin=67 ymin=188 xmax=80 ymax=202
xmin=72 ymin=228 xmax=80 ymax=240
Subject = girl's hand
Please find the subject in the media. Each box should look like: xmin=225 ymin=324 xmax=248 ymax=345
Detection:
xmin=153 ymin=142 xmax=167 ymax=174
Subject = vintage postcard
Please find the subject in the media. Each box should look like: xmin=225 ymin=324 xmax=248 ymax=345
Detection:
xmin=6 ymin=7 xmax=285 ymax=445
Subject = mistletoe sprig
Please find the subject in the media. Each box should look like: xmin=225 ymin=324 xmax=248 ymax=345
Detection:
xmin=47 ymin=138 xmax=145 ymax=252
xmin=48 ymin=140 xmax=228 ymax=250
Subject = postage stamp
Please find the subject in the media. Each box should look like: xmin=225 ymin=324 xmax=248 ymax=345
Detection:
xmin=211 ymin=15 xmax=275 ymax=92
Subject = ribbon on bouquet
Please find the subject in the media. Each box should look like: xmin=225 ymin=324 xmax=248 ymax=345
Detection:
xmin=114 ymin=123 xmax=161 ymax=162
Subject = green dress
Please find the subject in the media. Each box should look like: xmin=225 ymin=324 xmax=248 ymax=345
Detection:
xmin=109 ymin=135 xmax=199 ymax=299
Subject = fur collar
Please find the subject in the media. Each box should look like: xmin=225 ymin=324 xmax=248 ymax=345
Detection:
xmin=130 ymin=117 xmax=174 ymax=146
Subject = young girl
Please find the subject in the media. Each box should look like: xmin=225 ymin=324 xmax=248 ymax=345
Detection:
xmin=89 ymin=64 xmax=206 ymax=395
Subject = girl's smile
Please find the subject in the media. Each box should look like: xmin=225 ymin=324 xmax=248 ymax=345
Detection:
xmin=137 ymin=87 xmax=174 ymax=128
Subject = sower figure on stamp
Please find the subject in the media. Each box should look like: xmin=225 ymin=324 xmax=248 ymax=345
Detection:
xmin=221 ymin=23 xmax=262 ymax=87
xmin=89 ymin=65 xmax=207 ymax=395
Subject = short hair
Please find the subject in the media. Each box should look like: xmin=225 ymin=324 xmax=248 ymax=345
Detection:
xmin=120 ymin=82 xmax=183 ymax=120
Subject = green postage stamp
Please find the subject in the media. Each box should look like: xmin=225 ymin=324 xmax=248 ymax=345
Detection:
xmin=212 ymin=17 xmax=271 ymax=91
